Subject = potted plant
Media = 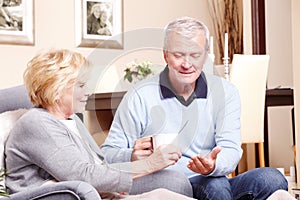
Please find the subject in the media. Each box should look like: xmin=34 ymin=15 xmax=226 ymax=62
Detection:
xmin=123 ymin=60 xmax=154 ymax=83
xmin=0 ymin=169 xmax=8 ymax=196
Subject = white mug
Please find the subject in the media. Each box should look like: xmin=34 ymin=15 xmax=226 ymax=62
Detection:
xmin=151 ymin=134 xmax=178 ymax=149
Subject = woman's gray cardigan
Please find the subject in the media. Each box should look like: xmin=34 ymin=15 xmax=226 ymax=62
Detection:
xmin=5 ymin=108 xmax=133 ymax=194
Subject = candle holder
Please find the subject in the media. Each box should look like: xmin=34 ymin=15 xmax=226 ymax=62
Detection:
xmin=223 ymin=57 xmax=230 ymax=81
xmin=208 ymin=53 xmax=215 ymax=64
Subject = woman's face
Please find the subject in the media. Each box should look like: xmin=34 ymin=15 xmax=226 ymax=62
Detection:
xmin=93 ymin=7 xmax=101 ymax=18
xmin=58 ymin=81 xmax=90 ymax=117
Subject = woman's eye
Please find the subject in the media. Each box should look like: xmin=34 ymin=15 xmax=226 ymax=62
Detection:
xmin=79 ymin=84 xmax=85 ymax=88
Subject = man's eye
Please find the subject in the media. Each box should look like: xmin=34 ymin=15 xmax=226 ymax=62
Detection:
xmin=173 ymin=53 xmax=183 ymax=58
xmin=191 ymin=53 xmax=202 ymax=58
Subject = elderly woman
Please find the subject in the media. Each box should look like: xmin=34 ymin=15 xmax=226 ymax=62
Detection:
xmin=4 ymin=49 xmax=193 ymax=199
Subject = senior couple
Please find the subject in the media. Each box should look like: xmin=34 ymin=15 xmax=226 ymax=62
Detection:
xmin=5 ymin=17 xmax=287 ymax=199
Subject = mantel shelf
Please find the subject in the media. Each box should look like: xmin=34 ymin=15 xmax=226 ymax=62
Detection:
xmin=86 ymin=91 xmax=126 ymax=111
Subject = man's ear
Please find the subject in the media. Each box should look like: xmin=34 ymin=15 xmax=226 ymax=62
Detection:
xmin=163 ymin=50 xmax=168 ymax=64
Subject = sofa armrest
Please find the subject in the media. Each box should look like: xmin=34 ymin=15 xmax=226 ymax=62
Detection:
xmin=0 ymin=181 xmax=101 ymax=200
xmin=0 ymin=85 xmax=33 ymax=113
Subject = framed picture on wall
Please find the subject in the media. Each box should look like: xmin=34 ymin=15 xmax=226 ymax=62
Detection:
xmin=75 ymin=0 xmax=123 ymax=49
xmin=0 ymin=0 xmax=34 ymax=45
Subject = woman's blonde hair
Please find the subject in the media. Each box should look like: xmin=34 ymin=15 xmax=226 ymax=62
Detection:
xmin=24 ymin=49 xmax=92 ymax=108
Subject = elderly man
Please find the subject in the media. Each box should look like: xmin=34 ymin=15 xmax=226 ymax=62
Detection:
xmin=101 ymin=16 xmax=288 ymax=199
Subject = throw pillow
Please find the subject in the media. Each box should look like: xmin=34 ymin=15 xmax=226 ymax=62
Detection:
xmin=0 ymin=109 xmax=28 ymax=188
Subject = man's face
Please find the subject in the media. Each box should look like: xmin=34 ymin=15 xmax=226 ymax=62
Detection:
xmin=100 ymin=11 xmax=109 ymax=21
xmin=163 ymin=31 xmax=208 ymax=86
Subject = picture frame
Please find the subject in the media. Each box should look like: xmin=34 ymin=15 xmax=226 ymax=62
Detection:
xmin=0 ymin=0 xmax=34 ymax=45
xmin=75 ymin=0 xmax=123 ymax=49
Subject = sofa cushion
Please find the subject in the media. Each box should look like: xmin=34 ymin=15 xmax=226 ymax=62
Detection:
xmin=0 ymin=109 xmax=28 ymax=187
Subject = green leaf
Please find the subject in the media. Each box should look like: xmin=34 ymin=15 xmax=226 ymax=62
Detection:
xmin=0 ymin=168 xmax=9 ymax=196
xmin=123 ymin=60 xmax=154 ymax=83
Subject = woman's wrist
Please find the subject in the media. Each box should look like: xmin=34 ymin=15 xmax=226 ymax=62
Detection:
xmin=131 ymin=158 xmax=154 ymax=180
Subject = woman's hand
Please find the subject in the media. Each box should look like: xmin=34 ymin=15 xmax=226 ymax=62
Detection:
xmin=132 ymin=144 xmax=181 ymax=179
xmin=146 ymin=144 xmax=182 ymax=172
xmin=187 ymin=146 xmax=221 ymax=175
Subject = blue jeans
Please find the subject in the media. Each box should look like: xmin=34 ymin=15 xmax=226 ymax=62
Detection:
xmin=189 ymin=167 xmax=288 ymax=200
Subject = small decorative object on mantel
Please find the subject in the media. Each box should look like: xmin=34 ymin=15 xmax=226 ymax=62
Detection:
xmin=123 ymin=60 xmax=154 ymax=83
xmin=208 ymin=36 xmax=215 ymax=63
xmin=223 ymin=32 xmax=230 ymax=80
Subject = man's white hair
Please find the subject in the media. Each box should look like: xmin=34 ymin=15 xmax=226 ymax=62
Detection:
xmin=163 ymin=16 xmax=210 ymax=51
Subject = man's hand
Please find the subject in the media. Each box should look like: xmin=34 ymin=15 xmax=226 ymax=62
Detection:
xmin=187 ymin=146 xmax=221 ymax=175
xmin=131 ymin=137 xmax=153 ymax=161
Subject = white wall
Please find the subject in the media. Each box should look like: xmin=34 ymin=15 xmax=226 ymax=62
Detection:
xmin=266 ymin=0 xmax=293 ymax=89
xmin=0 ymin=0 xmax=214 ymax=136
xmin=0 ymin=0 xmax=93 ymax=89
xmin=242 ymin=0 xmax=252 ymax=54
xmin=291 ymin=0 xmax=300 ymax=182
xmin=0 ymin=0 xmax=213 ymax=90
xmin=265 ymin=0 xmax=295 ymax=171
xmin=240 ymin=0 xmax=295 ymax=171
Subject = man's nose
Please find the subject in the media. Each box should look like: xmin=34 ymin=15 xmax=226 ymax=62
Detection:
xmin=181 ymin=56 xmax=192 ymax=68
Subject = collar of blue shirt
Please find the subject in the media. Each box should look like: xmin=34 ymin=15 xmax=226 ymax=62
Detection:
xmin=159 ymin=66 xmax=207 ymax=106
